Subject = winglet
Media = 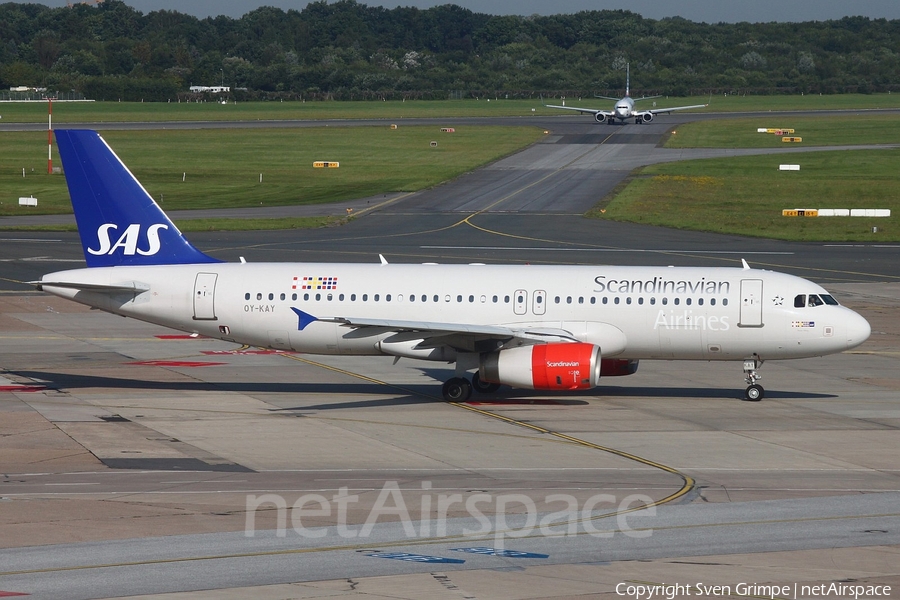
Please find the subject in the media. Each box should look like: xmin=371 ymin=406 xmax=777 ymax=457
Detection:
xmin=55 ymin=129 xmax=219 ymax=268
xmin=291 ymin=307 xmax=318 ymax=331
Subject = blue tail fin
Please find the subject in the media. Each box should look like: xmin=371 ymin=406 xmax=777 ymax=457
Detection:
xmin=55 ymin=129 xmax=219 ymax=267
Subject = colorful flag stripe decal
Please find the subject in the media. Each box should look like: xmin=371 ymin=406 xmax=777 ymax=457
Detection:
xmin=293 ymin=276 xmax=338 ymax=290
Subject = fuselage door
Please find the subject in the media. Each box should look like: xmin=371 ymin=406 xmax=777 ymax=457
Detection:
xmin=514 ymin=289 xmax=527 ymax=316
xmin=532 ymin=290 xmax=546 ymax=315
xmin=739 ymin=279 xmax=763 ymax=327
xmin=193 ymin=272 xmax=218 ymax=320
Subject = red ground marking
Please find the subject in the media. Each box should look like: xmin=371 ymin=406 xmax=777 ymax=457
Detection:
xmin=0 ymin=591 xmax=30 ymax=597
xmin=127 ymin=360 xmax=226 ymax=367
xmin=201 ymin=349 xmax=294 ymax=355
xmin=0 ymin=385 xmax=46 ymax=393
xmin=154 ymin=334 xmax=204 ymax=340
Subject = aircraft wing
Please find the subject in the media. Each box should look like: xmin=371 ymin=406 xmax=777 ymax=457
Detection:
xmin=644 ymin=103 xmax=708 ymax=115
xmin=310 ymin=314 xmax=580 ymax=352
xmin=545 ymin=104 xmax=613 ymax=117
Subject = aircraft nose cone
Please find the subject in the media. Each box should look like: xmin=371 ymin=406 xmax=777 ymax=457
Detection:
xmin=846 ymin=310 xmax=871 ymax=349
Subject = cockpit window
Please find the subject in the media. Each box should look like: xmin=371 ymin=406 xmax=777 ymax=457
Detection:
xmin=796 ymin=293 xmax=839 ymax=308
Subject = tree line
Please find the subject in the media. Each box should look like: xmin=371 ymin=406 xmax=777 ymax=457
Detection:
xmin=1 ymin=0 xmax=899 ymax=101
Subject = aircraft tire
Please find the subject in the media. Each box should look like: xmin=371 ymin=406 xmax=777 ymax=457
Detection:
xmin=442 ymin=377 xmax=472 ymax=402
xmin=744 ymin=384 xmax=764 ymax=402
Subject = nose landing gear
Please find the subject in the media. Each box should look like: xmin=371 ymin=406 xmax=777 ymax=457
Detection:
xmin=743 ymin=355 xmax=764 ymax=401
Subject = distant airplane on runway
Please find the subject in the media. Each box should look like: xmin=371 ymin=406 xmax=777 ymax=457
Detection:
xmin=35 ymin=130 xmax=869 ymax=402
xmin=546 ymin=64 xmax=707 ymax=124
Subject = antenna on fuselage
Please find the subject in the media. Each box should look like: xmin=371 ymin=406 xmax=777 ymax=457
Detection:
xmin=741 ymin=258 xmax=751 ymax=270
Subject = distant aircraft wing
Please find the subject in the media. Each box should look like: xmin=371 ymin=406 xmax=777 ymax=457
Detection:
xmin=545 ymin=104 xmax=613 ymax=117
xmin=644 ymin=103 xmax=708 ymax=115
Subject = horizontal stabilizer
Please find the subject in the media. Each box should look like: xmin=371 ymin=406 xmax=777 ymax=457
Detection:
xmin=31 ymin=280 xmax=150 ymax=294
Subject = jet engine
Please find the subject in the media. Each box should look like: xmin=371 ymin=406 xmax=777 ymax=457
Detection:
xmin=638 ymin=112 xmax=653 ymax=123
xmin=480 ymin=343 xmax=601 ymax=390
xmin=594 ymin=112 xmax=608 ymax=124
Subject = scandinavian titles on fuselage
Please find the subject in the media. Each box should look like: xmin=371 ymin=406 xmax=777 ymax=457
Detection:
xmin=594 ymin=275 xmax=731 ymax=295
xmin=654 ymin=310 xmax=730 ymax=331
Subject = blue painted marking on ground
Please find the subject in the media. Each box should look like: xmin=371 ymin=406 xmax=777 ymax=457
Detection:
xmin=450 ymin=547 xmax=549 ymax=558
xmin=369 ymin=552 xmax=465 ymax=564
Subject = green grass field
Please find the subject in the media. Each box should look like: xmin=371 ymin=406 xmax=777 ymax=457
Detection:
xmin=3 ymin=93 xmax=900 ymax=123
xmin=4 ymin=97 xmax=898 ymax=241
xmin=592 ymin=149 xmax=899 ymax=242
xmin=666 ymin=115 xmax=900 ymax=148
xmin=0 ymin=126 xmax=544 ymax=216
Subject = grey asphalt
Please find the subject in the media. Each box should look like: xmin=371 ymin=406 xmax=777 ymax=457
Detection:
xmin=2 ymin=492 xmax=898 ymax=600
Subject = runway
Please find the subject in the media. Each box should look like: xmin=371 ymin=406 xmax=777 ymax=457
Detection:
xmin=1 ymin=111 xmax=899 ymax=599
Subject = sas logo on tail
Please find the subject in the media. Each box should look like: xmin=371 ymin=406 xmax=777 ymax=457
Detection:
xmin=89 ymin=223 xmax=168 ymax=256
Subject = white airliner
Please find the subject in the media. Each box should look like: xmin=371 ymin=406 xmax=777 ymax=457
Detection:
xmin=546 ymin=64 xmax=707 ymax=124
xmin=36 ymin=130 xmax=869 ymax=402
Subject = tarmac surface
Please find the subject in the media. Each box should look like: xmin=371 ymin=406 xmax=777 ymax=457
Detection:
xmin=1 ymin=112 xmax=899 ymax=599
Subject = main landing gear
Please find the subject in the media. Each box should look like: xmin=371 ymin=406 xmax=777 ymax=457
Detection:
xmin=441 ymin=377 xmax=471 ymax=402
xmin=742 ymin=355 xmax=764 ymax=401
xmin=441 ymin=372 xmax=501 ymax=402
